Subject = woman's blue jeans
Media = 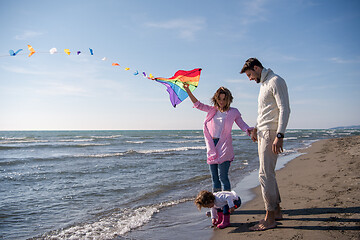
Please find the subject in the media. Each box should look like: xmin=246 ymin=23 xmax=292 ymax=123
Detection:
xmin=210 ymin=161 xmax=231 ymax=192
xmin=210 ymin=138 xmax=231 ymax=192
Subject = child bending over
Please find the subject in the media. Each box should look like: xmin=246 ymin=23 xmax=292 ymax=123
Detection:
xmin=195 ymin=190 xmax=241 ymax=229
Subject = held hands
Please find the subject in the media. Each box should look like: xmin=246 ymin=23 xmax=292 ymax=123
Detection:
xmin=252 ymin=128 xmax=284 ymax=154
xmin=251 ymin=128 xmax=258 ymax=142
xmin=229 ymin=207 xmax=235 ymax=213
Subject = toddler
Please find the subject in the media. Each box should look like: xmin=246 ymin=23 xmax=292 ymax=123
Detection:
xmin=195 ymin=190 xmax=241 ymax=229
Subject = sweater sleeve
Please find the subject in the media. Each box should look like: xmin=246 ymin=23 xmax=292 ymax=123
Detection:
xmin=211 ymin=207 xmax=217 ymax=219
xmin=272 ymin=77 xmax=290 ymax=133
xmin=226 ymin=196 xmax=235 ymax=208
xmin=193 ymin=101 xmax=213 ymax=113
xmin=234 ymin=109 xmax=253 ymax=136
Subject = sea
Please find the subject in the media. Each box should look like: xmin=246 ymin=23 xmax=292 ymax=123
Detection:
xmin=1 ymin=129 xmax=359 ymax=240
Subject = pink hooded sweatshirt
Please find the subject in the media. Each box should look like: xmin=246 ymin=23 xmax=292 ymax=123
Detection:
xmin=194 ymin=101 xmax=253 ymax=165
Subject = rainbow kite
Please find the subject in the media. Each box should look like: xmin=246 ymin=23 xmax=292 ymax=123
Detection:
xmin=155 ymin=68 xmax=202 ymax=107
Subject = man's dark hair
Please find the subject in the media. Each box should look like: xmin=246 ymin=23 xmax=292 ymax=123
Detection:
xmin=240 ymin=58 xmax=263 ymax=73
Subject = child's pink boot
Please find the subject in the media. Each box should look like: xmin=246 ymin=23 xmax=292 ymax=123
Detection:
xmin=215 ymin=212 xmax=223 ymax=225
xmin=217 ymin=214 xmax=230 ymax=229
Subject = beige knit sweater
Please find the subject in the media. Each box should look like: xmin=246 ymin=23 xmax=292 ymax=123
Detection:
xmin=255 ymin=68 xmax=290 ymax=134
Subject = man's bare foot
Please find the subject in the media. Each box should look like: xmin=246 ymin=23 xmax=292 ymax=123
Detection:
xmin=258 ymin=217 xmax=282 ymax=225
xmin=258 ymin=212 xmax=283 ymax=225
xmin=249 ymin=220 xmax=277 ymax=231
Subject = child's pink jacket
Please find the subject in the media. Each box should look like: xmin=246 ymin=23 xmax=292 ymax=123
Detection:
xmin=194 ymin=101 xmax=253 ymax=165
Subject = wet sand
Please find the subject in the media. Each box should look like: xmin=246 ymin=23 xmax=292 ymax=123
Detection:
xmin=211 ymin=135 xmax=360 ymax=240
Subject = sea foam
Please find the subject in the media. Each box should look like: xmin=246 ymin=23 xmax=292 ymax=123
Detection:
xmin=35 ymin=198 xmax=192 ymax=239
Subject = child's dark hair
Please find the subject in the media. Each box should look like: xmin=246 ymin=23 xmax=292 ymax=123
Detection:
xmin=194 ymin=190 xmax=215 ymax=210
xmin=211 ymin=87 xmax=233 ymax=112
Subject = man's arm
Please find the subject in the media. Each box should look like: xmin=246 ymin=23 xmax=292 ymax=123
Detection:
xmin=272 ymin=77 xmax=290 ymax=154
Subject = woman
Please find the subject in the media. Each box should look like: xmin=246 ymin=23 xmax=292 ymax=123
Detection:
xmin=184 ymin=84 xmax=253 ymax=192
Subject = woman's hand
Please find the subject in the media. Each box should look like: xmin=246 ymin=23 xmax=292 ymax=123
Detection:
xmin=182 ymin=82 xmax=198 ymax=103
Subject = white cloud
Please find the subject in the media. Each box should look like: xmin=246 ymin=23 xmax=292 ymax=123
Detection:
xmin=34 ymin=81 xmax=89 ymax=97
xmin=145 ymin=18 xmax=206 ymax=40
xmin=239 ymin=0 xmax=268 ymax=25
xmin=243 ymin=0 xmax=267 ymax=15
xmin=329 ymin=57 xmax=360 ymax=64
xmin=2 ymin=65 xmax=50 ymax=75
xmin=15 ymin=30 xmax=44 ymax=40
xmin=1 ymin=63 xmax=125 ymax=97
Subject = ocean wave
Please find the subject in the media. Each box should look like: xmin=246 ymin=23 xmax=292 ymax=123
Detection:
xmin=165 ymin=139 xmax=203 ymax=144
xmin=232 ymin=132 xmax=250 ymax=137
xmin=285 ymin=137 xmax=298 ymax=140
xmin=91 ymin=135 xmax=123 ymax=139
xmin=0 ymin=136 xmax=119 ymax=146
xmin=0 ymin=136 xmax=33 ymax=141
xmin=0 ymin=145 xmax=20 ymax=150
xmin=77 ymin=146 xmax=206 ymax=158
xmin=281 ymin=148 xmax=298 ymax=156
xmin=58 ymin=139 xmax=94 ymax=142
xmin=125 ymin=140 xmax=145 ymax=144
xmin=181 ymin=135 xmax=203 ymax=139
xmin=0 ymin=142 xmax=111 ymax=150
xmin=137 ymin=146 xmax=206 ymax=154
xmin=122 ymin=138 xmax=203 ymax=144
xmin=1 ymin=145 xmax=206 ymax=164
xmin=32 ymin=198 xmax=192 ymax=240
xmin=72 ymin=143 xmax=111 ymax=147
xmin=0 ymin=139 xmax=49 ymax=144
xmin=0 ymin=159 xmax=27 ymax=166
xmin=77 ymin=152 xmax=127 ymax=158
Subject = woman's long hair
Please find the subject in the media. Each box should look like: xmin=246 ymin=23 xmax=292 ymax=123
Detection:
xmin=211 ymin=87 xmax=233 ymax=112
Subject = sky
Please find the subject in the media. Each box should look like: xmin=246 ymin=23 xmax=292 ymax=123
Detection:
xmin=0 ymin=0 xmax=359 ymax=130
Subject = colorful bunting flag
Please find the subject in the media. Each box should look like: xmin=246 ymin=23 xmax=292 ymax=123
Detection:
xmin=27 ymin=45 xmax=35 ymax=57
xmin=9 ymin=49 xmax=23 ymax=56
xmin=49 ymin=48 xmax=57 ymax=54
xmin=4 ymin=44 xmax=203 ymax=108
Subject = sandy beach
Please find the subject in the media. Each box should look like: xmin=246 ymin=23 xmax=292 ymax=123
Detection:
xmin=212 ymin=135 xmax=360 ymax=240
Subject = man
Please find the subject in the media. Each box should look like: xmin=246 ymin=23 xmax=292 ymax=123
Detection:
xmin=240 ymin=58 xmax=290 ymax=231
